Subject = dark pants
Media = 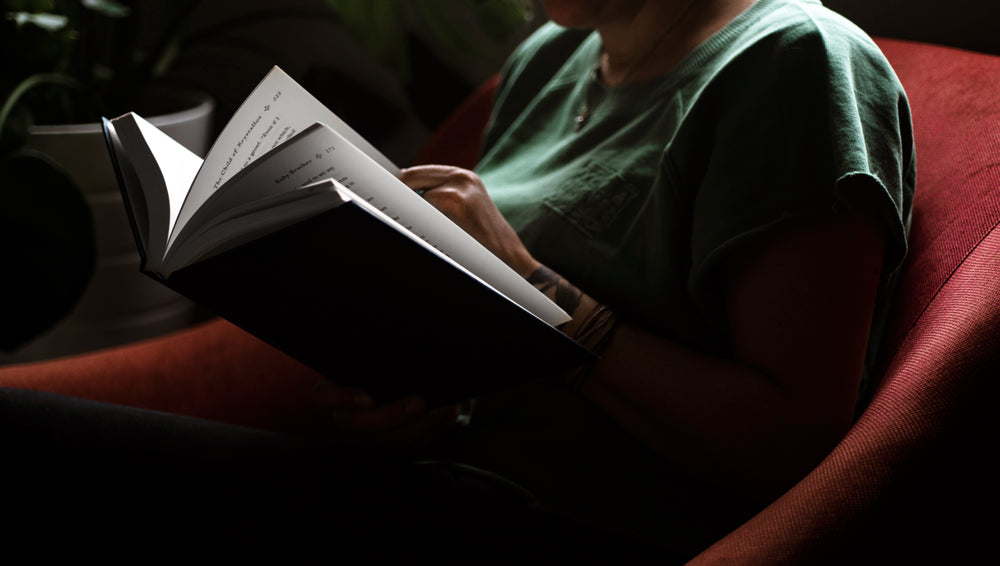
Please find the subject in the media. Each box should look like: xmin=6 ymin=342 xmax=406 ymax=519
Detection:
xmin=0 ymin=388 xmax=670 ymax=562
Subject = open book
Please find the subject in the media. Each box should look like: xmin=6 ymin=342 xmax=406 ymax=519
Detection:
xmin=103 ymin=66 xmax=591 ymax=406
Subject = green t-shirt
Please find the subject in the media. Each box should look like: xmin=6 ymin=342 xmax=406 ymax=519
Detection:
xmin=478 ymin=0 xmax=914 ymax=361
xmin=461 ymin=0 xmax=915 ymax=551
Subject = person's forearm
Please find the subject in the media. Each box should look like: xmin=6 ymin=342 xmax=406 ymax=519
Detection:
xmin=585 ymin=323 xmax=843 ymax=499
xmin=528 ymin=264 xmax=848 ymax=500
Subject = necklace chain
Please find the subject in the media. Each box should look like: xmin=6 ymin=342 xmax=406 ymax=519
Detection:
xmin=575 ymin=0 xmax=700 ymax=132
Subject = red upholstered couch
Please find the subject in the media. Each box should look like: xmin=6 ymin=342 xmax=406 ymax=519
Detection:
xmin=3 ymin=36 xmax=998 ymax=561
xmin=688 ymin=38 xmax=1000 ymax=564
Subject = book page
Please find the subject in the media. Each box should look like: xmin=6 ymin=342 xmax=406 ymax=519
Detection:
xmin=170 ymin=122 xmax=341 ymax=254
xmin=133 ymin=115 xmax=204 ymax=238
xmin=200 ymin=123 xmax=570 ymax=327
xmin=171 ymin=66 xmax=397 ymax=248
xmin=164 ymin=182 xmax=350 ymax=274
xmin=108 ymin=113 xmax=204 ymax=269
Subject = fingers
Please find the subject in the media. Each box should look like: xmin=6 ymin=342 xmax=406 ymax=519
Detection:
xmin=399 ymin=165 xmax=478 ymax=192
xmin=398 ymin=165 xmax=453 ymax=189
xmin=313 ymin=379 xmax=460 ymax=447
xmin=375 ymin=404 xmax=462 ymax=448
xmin=313 ymin=380 xmax=423 ymax=433
xmin=311 ymin=379 xmax=374 ymax=410
xmin=328 ymin=396 xmax=427 ymax=433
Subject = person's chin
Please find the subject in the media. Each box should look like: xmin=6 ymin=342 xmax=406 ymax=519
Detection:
xmin=540 ymin=0 xmax=606 ymax=29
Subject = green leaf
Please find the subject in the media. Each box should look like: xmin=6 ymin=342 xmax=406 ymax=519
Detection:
xmin=0 ymin=102 xmax=30 ymax=154
xmin=5 ymin=11 xmax=69 ymax=30
xmin=80 ymin=0 xmax=130 ymax=18
xmin=0 ymin=73 xmax=83 ymax=138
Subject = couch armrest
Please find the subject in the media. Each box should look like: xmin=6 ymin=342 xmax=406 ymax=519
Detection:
xmin=0 ymin=319 xmax=325 ymax=433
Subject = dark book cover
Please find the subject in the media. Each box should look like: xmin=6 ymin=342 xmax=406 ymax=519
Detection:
xmin=103 ymin=117 xmax=593 ymax=406
xmin=163 ymin=203 xmax=593 ymax=406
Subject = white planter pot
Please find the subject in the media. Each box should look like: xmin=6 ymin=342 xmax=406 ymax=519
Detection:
xmin=0 ymin=92 xmax=215 ymax=364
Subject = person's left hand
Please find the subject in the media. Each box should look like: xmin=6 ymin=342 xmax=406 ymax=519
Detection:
xmin=400 ymin=165 xmax=540 ymax=278
xmin=311 ymin=379 xmax=460 ymax=449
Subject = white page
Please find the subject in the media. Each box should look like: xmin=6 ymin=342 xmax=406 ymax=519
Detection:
xmin=223 ymin=124 xmax=571 ymax=326
xmin=171 ymin=66 xmax=397 ymax=249
xmin=175 ymin=122 xmax=569 ymax=326
xmin=184 ymin=179 xmax=534 ymax=316
xmin=148 ymin=66 xmax=570 ymax=327
xmin=165 ymin=182 xmax=350 ymax=273
xmin=133 ymin=115 xmax=203 ymax=241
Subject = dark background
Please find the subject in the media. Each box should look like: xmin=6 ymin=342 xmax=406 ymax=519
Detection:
xmin=147 ymin=0 xmax=999 ymax=167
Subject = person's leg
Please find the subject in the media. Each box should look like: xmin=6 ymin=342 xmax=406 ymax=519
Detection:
xmin=0 ymin=388 xmax=666 ymax=561
xmin=0 ymin=387 xmax=375 ymax=559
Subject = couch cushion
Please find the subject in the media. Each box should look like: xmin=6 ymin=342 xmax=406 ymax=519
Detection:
xmin=875 ymin=38 xmax=1000 ymax=373
xmin=689 ymin=37 xmax=1000 ymax=565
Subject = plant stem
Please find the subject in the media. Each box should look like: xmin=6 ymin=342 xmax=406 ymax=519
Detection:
xmin=0 ymin=74 xmax=84 ymax=140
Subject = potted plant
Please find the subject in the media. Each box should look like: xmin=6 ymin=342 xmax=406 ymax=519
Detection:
xmin=0 ymin=0 xmax=535 ymax=362
xmin=0 ymin=1 xmax=223 ymax=361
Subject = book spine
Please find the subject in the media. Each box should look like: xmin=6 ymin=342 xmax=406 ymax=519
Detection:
xmin=102 ymin=117 xmax=150 ymax=273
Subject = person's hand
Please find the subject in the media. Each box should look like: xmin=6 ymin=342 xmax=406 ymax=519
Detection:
xmin=400 ymin=165 xmax=541 ymax=278
xmin=311 ymin=379 xmax=460 ymax=448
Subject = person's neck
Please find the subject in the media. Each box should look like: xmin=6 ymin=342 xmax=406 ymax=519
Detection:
xmin=597 ymin=0 xmax=758 ymax=87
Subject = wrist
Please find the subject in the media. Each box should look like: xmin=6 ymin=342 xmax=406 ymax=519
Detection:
xmin=516 ymin=257 xmax=543 ymax=280
xmin=562 ymin=301 xmax=619 ymax=389
xmin=524 ymin=264 xmax=619 ymax=387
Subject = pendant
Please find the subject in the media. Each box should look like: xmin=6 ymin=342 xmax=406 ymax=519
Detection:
xmin=574 ymin=105 xmax=590 ymax=132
